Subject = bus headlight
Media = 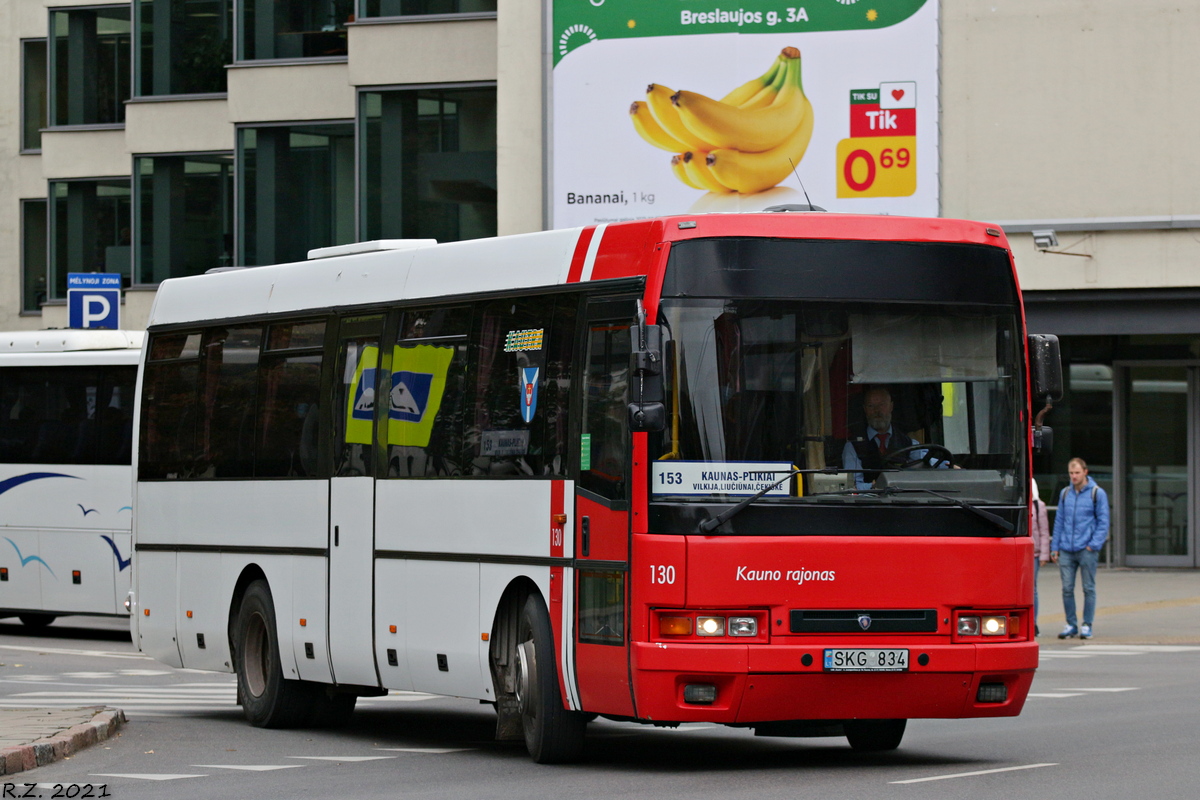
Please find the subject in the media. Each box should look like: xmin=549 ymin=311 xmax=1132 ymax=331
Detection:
xmin=727 ymin=617 xmax=757 ymax=637
xmin=958 ymin=616 xmax=980 ymax=636
xmin=696 ymin=617 xmax=725 ymax=636
xmin=981 ymin=615 xmax=1008 ymax=636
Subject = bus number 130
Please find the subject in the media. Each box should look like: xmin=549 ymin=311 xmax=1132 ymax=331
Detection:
xmin=650 ymin=565 xmax=676 ymax=584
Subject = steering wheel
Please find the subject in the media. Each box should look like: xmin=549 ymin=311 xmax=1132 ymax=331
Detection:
xmin=884 ymin=443 xmax=954 ymax=469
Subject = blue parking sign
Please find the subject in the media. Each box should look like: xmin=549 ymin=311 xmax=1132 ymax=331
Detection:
xmin=67 ymin=273 xmax=122 ymax=329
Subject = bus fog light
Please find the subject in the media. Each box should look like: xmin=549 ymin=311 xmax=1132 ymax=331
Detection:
xmin=684 ymin=684 xmax=717 ymax=704
xmin=696 ymin=617 xmax=725 ymax=636
xmin=660 ymin=616 xmax=693 ymax=636
xmin=728 ymin=617 xmax=757 ymax=637
xmin=981 ymin=616 xmax=1007 ymax=636
xmin=958 ymin=616 xmax=980 ymax=636
xmin=977 ymin=683 xmax=1007 ymax=703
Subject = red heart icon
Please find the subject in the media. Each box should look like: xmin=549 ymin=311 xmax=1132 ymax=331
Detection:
xmin=891 ymin=89 xmax=905 ymax=101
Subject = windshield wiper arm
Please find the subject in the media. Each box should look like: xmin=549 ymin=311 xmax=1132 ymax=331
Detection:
xmin=873 ymin=487 xmax=1015 ymax=533
xmin=698 ymin=468 xmax=804 ymax=534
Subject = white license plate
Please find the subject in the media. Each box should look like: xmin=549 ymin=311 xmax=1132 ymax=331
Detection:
xmin=823 ymin=648 xmax=909 ymax=672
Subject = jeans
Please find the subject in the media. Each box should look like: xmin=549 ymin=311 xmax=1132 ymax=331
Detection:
xmin=1059 ymin=548 xmax=1099 ymax=629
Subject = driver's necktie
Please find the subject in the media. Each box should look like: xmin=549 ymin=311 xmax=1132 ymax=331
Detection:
xmin=876 ymin=432 xmax=889 ymax=454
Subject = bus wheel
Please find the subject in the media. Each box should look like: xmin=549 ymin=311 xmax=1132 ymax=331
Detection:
xmin=845 ymin=719 xmax=906 ymax=751
xmin=18 ymin=613 xmax=56 ymax=629
xmin=234 ymin=580 xmax=309 ymax=728
xmin=515 ymin=594 xmax=586 ymax=763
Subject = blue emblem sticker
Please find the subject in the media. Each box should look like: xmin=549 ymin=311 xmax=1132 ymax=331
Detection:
xmin=520 ymin=366 xmax=540 ymax=423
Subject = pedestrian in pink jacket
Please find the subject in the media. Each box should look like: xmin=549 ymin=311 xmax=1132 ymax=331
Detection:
xmin=1030 ymin=478 xmax=1051 ymax=635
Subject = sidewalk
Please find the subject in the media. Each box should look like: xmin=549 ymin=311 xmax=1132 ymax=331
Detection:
xmin=1037 ymin=567 xmax=1200 ymax=644
xmin=0 ymin=707 xmax=125 ymax=777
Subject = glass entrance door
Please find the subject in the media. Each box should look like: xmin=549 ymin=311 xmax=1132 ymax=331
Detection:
xmin=1122 ymin=365 xmax=1196 ymax=567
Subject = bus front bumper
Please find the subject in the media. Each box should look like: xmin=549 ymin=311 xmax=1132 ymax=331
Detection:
xmin=629 ymin=641 xmax=1037 ymax=723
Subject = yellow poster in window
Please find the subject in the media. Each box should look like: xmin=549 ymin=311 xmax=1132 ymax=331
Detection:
xmin=345 ymin=345 xmax=380 ymax=446
xmin=387 ymin=344 xmax=455 ymax=448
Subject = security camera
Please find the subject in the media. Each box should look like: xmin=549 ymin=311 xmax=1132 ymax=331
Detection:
xmin=1032 ymin=229 xmax=1059 ymax=250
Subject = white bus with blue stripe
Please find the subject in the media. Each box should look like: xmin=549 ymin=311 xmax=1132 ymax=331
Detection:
xmin=0 ymin=330 xmax=142 ymax=628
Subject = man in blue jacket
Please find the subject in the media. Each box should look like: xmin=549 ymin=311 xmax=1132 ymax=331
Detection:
xmin=1051 ymin=458 xmax=1110 ymax=639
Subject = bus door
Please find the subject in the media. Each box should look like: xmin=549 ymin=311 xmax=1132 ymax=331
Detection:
xmin=572 ymin=298 xmax=636 ymax=716
xmin=327 ymin=314 xmax=385 ymax=688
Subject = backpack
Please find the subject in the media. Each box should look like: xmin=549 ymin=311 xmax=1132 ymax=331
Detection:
xmin=1059 ymin=484 xmax=1098 ymax=512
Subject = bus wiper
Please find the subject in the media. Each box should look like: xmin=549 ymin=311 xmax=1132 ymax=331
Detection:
xmin=872 ymin=487 xmax=1015 ymax=533
xmin=698 ymin=468 xmax=804 ymax=534
xmin=695 ymin=468 xmax=905 ymax=534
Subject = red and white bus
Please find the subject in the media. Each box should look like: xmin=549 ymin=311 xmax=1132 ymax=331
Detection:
xmin=131 ymin=212 xmax=1060 ymax=761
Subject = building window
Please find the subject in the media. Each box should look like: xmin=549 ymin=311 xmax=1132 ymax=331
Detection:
xmin=136 ymin=154 xmax=234 ymax=284
xmin=135 ymin=0 xmax=232 ymax=97
xmin=360 ymin=86 xmax=496 ymax=244
xmin=49 ymin=6 xmax=131 ymax=126
xmin=359 ymin=0 xmax=496 ymax=17
xmin=239 ymin=0 xmax=352 ymax=61
xmin=238 ymin=123 xmax=355 ymax=266
xmin=21 ymin=200 xmax=48 ymax=313
xmin=48 ymin=179 xmax=132 ymax=301
xmin=22 ymin=40 xmax=47 ymax=150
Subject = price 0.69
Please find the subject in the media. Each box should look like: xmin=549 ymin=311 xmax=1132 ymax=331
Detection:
xmin=836 ymin=136 xmax=917 ymax=198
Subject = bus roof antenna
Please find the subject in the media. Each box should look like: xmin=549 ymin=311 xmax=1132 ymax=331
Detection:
xmin=789 ymin=158 xmax=821 ymax=211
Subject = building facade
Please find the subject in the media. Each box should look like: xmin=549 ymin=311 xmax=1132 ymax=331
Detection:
xmin=2 ymin=0 xmax=1199 ymax=566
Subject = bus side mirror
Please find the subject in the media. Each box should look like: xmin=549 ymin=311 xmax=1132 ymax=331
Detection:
xmin=629 ymin=322 xmax=666 ymax=432
xmin=1028 ymin=333 xmax=1063 ymax=403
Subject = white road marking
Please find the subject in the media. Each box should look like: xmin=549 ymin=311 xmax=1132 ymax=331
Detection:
xmin=1058 ymin=687 xmax=1139 ymax=692
xmin=1068 ymin=645 xmax=1200 ymax=653
xmin=890 ymin=763 xmax=1058 ymax=784
xmin=288 ymin=756 xmax=397 ymax=762
xmin=91 ymin=774 xmax=207 ymax=781
xmin=1027 ymin=692 xmax=1086 ymax=698
xmin=374 ymin=747 xmax=474 ymax=754
xmin=192 ymin=765 xmax=307 ymax=771
xmin=0 ymin=645 xmax=152 ymax=661
xmin=63 ymin=672 xmax=122 ymax=679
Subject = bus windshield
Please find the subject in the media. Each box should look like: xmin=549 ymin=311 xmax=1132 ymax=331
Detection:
xmin=654 ymin=298 xmax=1024 ymax=507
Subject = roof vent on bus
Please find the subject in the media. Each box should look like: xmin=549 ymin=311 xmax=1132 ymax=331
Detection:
xmin=205 ymin=266 xmax=247 ymax=274
xmin=306 ymin=239 xmax=437 ymax=260
xmin=762 ymin=204 xmax=826 ymax=212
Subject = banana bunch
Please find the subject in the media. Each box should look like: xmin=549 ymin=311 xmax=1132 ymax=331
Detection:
xmin=629 ymin=48 xmax=814 ymax=195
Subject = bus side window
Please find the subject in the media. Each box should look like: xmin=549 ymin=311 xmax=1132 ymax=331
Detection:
xmin=140 ymin=332 xmax=202 ymax=479
xmin=465 ymin=295 xmax=560 ymax=477
xmin=96 ymin=365 xmax=136 ymax=465
xmin=197 ymin=326 xmax=263 ymax=478
xmin=386 ymin=306 xmax=471 ymax=478
xmin=256 ymin=319 xmax=326 ymax=478
xmin=333 ymin=315 xmax=385 ymax=478
xmin=581 ymin=320 xmax=631 ymax=500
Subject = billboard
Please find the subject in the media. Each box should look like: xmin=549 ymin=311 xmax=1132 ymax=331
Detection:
xmin=550 ymin=1 xmax=939 ymax=228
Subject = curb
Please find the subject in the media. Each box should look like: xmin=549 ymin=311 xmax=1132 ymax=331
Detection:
xmin=0 ymin=708 xmax=126 ymax=777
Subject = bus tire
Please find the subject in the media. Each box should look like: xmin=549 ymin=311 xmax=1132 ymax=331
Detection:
xmin=234 ymin=580 xmax=310 ymax=728
xmin=844 ymin=719 xmax=906 ymax=751
xmin=18 ymin=613 xmax=56 ymax=629
xmin=516 ymin=594 xmax=586 ymax=763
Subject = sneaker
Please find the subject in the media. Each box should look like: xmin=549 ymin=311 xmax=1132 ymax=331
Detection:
xmin=1057 ymin=625 xmax=1078 ymax=639
xmin=1035 ymin=624 xmax=1040 ymax=636
xmin=1080 ymin=624 xmax=1092 ymax=639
